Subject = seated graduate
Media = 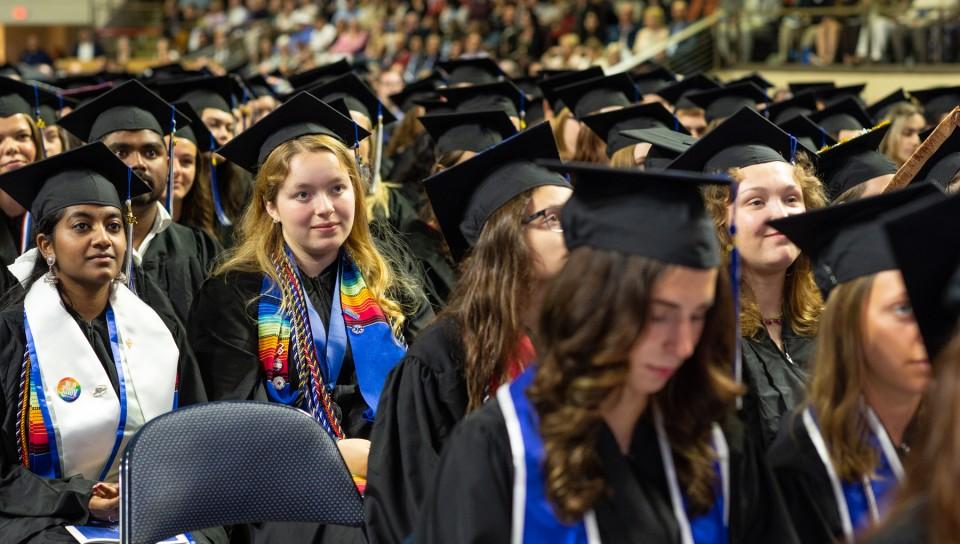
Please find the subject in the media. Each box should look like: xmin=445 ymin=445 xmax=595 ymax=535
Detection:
xmin=168 ymin=102 xmax=220 ymax=242
xmin=189 ymin=93 xmax=431 ymax=485
xmin=814 ymin=123 xmax=898 ymax=204
xmin=57 ymin=80 xmax=223 ymax=323
xmin=578 ymin=102 xmax=690 ymax=169
xmin=766 ymin=184 xmax=942 ymax=544
xmin=0 ymin=143 xmax=211 ymax=543
xmin=672 ymin=107 xmax=827 ymax=450
xmin=364 ymin=123 xmax=573 ymax=544
xmin=862 ymin=192 xmax=960 ymax=544
xmin=414 ymin=162 xmax=798 ymax=543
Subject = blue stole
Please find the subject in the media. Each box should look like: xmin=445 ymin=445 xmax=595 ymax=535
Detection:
xmin=498 ymin=368 xmax=728 ymax=544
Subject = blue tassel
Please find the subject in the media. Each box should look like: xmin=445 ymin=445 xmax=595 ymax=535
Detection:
xmin=788 ymin=135 xmax=798 ymax=164
xmin=166 ymin=106 xmax=177 ymax=213
xmin=209 ymin=134 xmax=231 ymax=227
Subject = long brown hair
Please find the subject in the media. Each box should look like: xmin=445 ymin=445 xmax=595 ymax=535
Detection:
xmin=806 ymin=275 xmax=879 ymax=481
xmin=884 ymin=329 xmax=960 ymax=543
xmin=609 ymin=145 xmax=637 ymax=168
xmin=550 ymin=107 xmax=576 ymax=161
xmin=571 ymin=122 xmax=607 ymax=164
xmin=178 ymin=147 xmax=218 ymax=241
xmin=702 ymin=154 xmax=826 ymax=339
xmin=384 ymin=104 xmax=425 ymax=157
xmin=216 ymin=134 xmax=413 ymax=337
xmin=529 ymin=247 xmax=741 ymax=521
xmin=438 ymin=190 xmax=534 ymax=411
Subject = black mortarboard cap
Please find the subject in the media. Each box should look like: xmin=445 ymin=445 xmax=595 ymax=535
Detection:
xmin=816 ymin=122 xmax=897 ymax=200
xmin=539 ymin=67 xmax=604 ymax=113
xmin=685 ymin=81 xmax=771 ymax=123
xmin=58 ymin=80 xmax=189 ymax=142
xmin=867 ymin=88 xmax=914 ymax=120
xmin=0 ymin=63 xmax=22 ymax=78
xmin=669 ymin=107 xmax=804 ymax=173
xmin=884 ymin=192 xmax=960 ymax=359
xmin=513 ymin=76 xmax=546 ymax=122
xmin=419 ymin=110 xmax=517 ymax=154
xmin=287 ymin=59 xmax=352 ymax=90
xmin=416 ymin=98 xmax=454 ymax=115
xmin=770 ymin=183 xmax=943 ymax=297
xmin=389 ymin=76 xmax=442 ymax=113
xmin=631 ymin=65 xmax=678 ymax=95
xmin=778 ymin=113 xmax=838 ymax=153
xmin=244 ymin=74 xmax=279 ymax=99
xmin=541 ymin=160 xmax=729 ymax=268
xmin=910 ymin=129 xmax=960 ymax=190
xmin=788 ymin=81 xmax=834 ymax=94
xmin=436 ymin=58 xmax=505 ymax=86
xmin=808 ymin=97 xmax=875 ymax=138
xmin=151 ymin=75 xmax=240 ymax=114
xmin=910 ymin=86 xmax=960 ymax=127
xmin=0 ymin=76 xmax=60 ymax=118
xmin=619 ymin=127 xmax=697 ymax=169
xmin=304 ymin=73 xmax=397 ymax=125
xmin=0 ymin=141 xmax=150 ymax=222
xmin=727 ymin=73 xmax=774 ymax=90
xmin=764 ymin=92 xmax=820 ymax=124
xmin=656 ymin=74 xmax=721 ymax=109
xmin=422 ymin=123 xmax=569 ymax=261
xmin=60 ymin=82 xmax=114 ymax=106
xmin=554 ymin=73 xmax=637 ymax=118
xmin=437 ymin=80 xmax=527 ymax=119
xmin=801 ymin=83 xmax=866 ymax=106
xmin=172 ymin=101 xmax=216 ymax=152
xmin=580 ymin=102 xmax=684 ymax=157
xmin=216 ymin=91 xmax=370 ymax=173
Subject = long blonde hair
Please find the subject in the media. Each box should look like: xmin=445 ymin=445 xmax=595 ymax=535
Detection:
xmin=609 ymin=144 xmax=637 ymax=168
xmin=807 ymin=275 xmax=879 ymax=481
xmin=702 ymin=154 xmax=826 ymax=339
xmin=216 ymin=133 xmax=409 ymax=336
xmin=880 ymin=103 xmax=924 ymax=166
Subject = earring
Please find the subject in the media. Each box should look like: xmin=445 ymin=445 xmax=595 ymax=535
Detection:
xmin=272 ymin=217 xmax=280 ymax=224
xmin=44 ymin=254 xmax=58 ymax=285
xmin=114 ymin=271 xmax=128 ymax=285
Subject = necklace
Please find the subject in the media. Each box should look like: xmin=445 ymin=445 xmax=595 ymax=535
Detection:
xmin=762 ymin=315 xmax=782 ymax=326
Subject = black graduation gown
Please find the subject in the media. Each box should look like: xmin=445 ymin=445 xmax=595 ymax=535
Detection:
xmin=0 ymin=213 xmax=19 ymax=267
xmin=140 ymin=222 xmax=222 ymax=323
xmin=400 ymin=221 xmax=456 ymax=312
xmin=739 ymin=323 xmax=815 ymax=450
xmin=414 ymin=401 xmax=799 ymax=544
xmin=364 ymin=316 xmax=466 ymax=544
xmin=0 ymin=287 xmax=210 ymax=544
xmin=187 ymin=266 xmax=432 ymax=544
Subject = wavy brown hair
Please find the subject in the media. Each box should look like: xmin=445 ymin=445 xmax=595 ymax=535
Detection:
xmin=883 ymin=328 xmax=960 ymax=543
xmin=550 ymin=107 xmax=576 ymax=161
xmin=609 ymin=145 xmax=637 ymax=168
xmin=216 ymin=134 xmax=414 ymax=337
xmin=528 ymin=247 xmax=741 ymax=521
xmin=384 ymin=104 xmax=425 ymax=158
xmin=571 ymin=122 xmax=607 ymax=164
xmin=807 ymin=275 xmax=880 ymax=481
xmin=702 ymin=154 xmax=826 ymax=339
xmin=438 ymin=190 xmax=534 ymax=411
xmin=178 ymin=148 xmax=218 ymax=241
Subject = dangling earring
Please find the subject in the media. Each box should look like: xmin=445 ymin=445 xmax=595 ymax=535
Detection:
xmin=114 ymin=271 xmax=128 ymax=285
xmin=44 ymin=254 xmax=58 ymax=285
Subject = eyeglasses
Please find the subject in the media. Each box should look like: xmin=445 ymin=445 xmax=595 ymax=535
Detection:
xmin=522 ymin=207 xmax=563 ymax=233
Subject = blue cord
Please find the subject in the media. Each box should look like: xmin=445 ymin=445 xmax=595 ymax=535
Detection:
xmin=788 ymin=135 xmax=798 ymax=163
xmin=166 ymin=106 xmax=176 ymax=213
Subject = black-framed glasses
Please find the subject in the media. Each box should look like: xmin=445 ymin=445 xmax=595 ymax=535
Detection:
xmin=522 ymin=207 xmax=563 ymax=232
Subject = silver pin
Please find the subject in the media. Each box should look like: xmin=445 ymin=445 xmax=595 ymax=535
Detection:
xmin=93 ymin=385 xmax=109 ymax=398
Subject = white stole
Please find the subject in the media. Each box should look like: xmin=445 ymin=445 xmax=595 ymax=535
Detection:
xmin=25 ymin=279 xmax=179 ymax=481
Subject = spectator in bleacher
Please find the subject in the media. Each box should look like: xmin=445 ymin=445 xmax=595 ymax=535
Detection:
xmin=308 ymin=14 xmax=337 ymax=54
xmin=855 ymin=0 xmax=896 ymax=62
xmin=331 ymin=17 xmax=370 ymax=56
xmin=226 ymin=0 xmax=249 ymax=30
xmin=610 ymin=2 xmax=640 ymax=48
xmin=667 ymin=0 xmax=697 ymax=57
xmin=19 ymin=34 xmax=54 ymax=67
xmin=806 ymin=0 xmax=842 ymax=64
xmin=72 ymin=29 xmax=105 ymax=62
xmin=633 ymin=6 xmax=670 ymax=61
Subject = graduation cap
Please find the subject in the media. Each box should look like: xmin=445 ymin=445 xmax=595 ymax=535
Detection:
xmin=867 ymin=88 xmax=913 ymax=120
xmin=35 ymin=88 xmax=77 ymax=128
xmin=58 ymin=80 xmax=189 ymax=143
xmin=422 ymin=123 xmax=569 ymax=261
xmin=151 ymin=75 xmax=240 ymax=114
xmin=415 ymin=98 xmax=454 ymax=116
xmin=60 ymin=82 xmax=114 ymax=106
xmin=764 ymin=92 xmax=820 ymax=124
xmin=817 ymin=122 xmax=897 ymax=200
xmin=54 ymin=73 xmax=109 ymax=90
xmin=656 ymin=74 xmax=721 ymax=109
xmin=807 ymin=97 xmax=875 ymax=138
xmin=778 ymin=113 xmax=837 ymax=153
xmin=884 ymin=192 xmax=960 ymax=359
xmin=512 ymin=76 xmax=546 ymax=125
xmin=141 ymin=62 xmax=211 ymax=82
xmin=303 ymin=73 xmax=397 ymax=125
xmin=553 ymin=73 xmax=637 ymax=119
xmin=389 ymin=76 xmax=443 ymax=113
xmin=0 ymin=141 xmax=150 ymax=222
xmin=619 ymin=127 xmax=697 ymax=169
xmin=287 ymin=59 xmax=352 ymax=91
xmin=769 ymin=183 xmax=942 ymax=297
xmin=419 ymin=110 xmax=517 ymax=154
xmin=727 ymin=73 xmax=774 ymax=90
xmin=787 ymin=81 xmax=834 ymax=94
xmin=0 ymin=63 xmax=22 ymax=79
xmin=0 ymin=76 xmax=61 ymax=121
xmin=801 ymin=83 xmax=866 ymax=107
xmin=908 ymin=126 xmax=960 ymax=190
xmin=669 ymin=107 xmax=804 ymax=173
xmin=684 ymin=82 xmax=771 ymax=123
xmin=630 ymin=65 xmax=678 ymax=95
xmin=580 ymin=102 xmax=684 ymax=157
xmin=437 ymin=80 xmax=528 ymax=121
xmin=910 ymin=86 xmax=960 ymax=127
xmin=217 ymin=91 xmax=369 ymax=173
xmin=244 ymin=74 xmax=279 ymax=99
xmin=538 ymin=66 xmax=604 ymax=113
xmin=172 ymin=101 xmax=216 ymax=152
xmin=539 ymin=160 xmax=729 ymax=268
xmin=436 ymin=58 xmax=505 ymax=86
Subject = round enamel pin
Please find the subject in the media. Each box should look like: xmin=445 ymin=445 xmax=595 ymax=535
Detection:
xmin=57 ymin=378 xmax=81 ymax=402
